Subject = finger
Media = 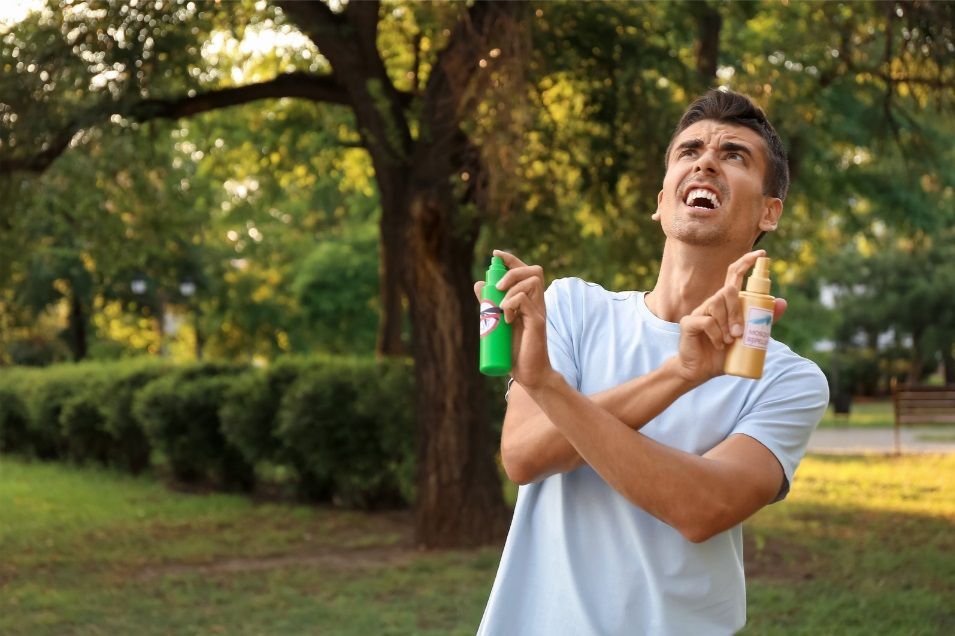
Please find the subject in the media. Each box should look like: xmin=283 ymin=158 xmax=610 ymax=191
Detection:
xmin=723 ymin=249 xmax=767 ymax=290
xmin=492 ymin=250 xmax=528 ymax=270
xmin=500 ymin=291 xmax=530 ymax=324
xmin=706 ymin=293 xmax=733 ymax=344
xmin=501 ymin=291 xmax=544 ymax=326
xmin=474 ymin=281 xmax=485 ymax=303
xmin=496 ymin=264 xmax=544 ymax=293
xmin=701 ymin=316 xmax=726 ymax=350
xmin=720 ymin=285 xmax=744 ymax=339
xmin=502 ymin=276 xmax=544 ymax=306
xmin=683 ymin=315 xmax=726 ymax=350
xmin=773 ymin=297 xmax=787 ymax=323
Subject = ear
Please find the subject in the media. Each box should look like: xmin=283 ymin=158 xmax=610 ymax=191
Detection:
xmin=758 ymin=197 xmax=783 ymax=232
xmin=651 ymin=190 xmax=663 ymax=221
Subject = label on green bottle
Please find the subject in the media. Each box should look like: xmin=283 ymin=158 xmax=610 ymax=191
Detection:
xmin=480 ymin=300 xmax=503 ymax=337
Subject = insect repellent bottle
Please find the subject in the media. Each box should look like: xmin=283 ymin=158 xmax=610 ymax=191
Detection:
xmin=479 ymin=256 xmax=512 ymax=376
xmin=724 ymin=256 xmax=775 ymax=379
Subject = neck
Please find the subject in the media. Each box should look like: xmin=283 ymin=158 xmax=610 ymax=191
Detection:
xmin=645 ymin=239 xmax=744 ymax=322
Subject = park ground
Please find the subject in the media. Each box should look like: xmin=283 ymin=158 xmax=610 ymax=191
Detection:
xmin=1 ymin=437 xmax=953 ymax=635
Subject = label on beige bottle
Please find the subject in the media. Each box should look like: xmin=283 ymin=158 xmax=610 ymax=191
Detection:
xmin=743 ymin=307 xmax=772 ymax=350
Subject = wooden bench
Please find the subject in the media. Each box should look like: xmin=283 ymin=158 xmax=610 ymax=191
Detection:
xmin=892 ymin=384 xmax=955 ymax=454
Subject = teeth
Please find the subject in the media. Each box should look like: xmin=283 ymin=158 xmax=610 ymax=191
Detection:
xmin=684 ymin=188 xmax=721 ymax=208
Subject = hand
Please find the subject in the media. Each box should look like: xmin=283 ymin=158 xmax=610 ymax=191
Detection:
xmin=673 ymin=250 xmax=787 ymax=385
xmin=473 ymin=250 xmax=556 ymax=391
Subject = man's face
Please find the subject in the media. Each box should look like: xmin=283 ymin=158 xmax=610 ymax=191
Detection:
xmin=654 ymin=120 xmax=782 ymax=249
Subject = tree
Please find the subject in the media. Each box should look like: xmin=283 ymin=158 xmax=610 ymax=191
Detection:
xmin=2 ymin=0 xmax=520 ymax=547
xmin=4 ymin=0 xmax=954 ymax=547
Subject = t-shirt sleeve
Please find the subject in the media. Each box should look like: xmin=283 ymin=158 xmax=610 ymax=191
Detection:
xmin=731 ymin=360 xmax=829 ymax=502
xmin=505 ymin=278 xmax=581 ymax=401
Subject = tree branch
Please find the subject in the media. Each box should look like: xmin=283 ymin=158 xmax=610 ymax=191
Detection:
xmin=131 ymin=71 xmax=351 ymax=120
xmin=417 ymin=2 xmax=522 ymax=165
xmin=278 ymin=0 xmax=413 ymax=164
xmin=1 ymin=71 xmax=363 ymax=175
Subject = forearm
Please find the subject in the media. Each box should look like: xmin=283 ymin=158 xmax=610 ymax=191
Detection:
xmin=525 ymin=361 xmax=742 ymax=542
xmin=503 ymin=359 xmax=702 ymax=484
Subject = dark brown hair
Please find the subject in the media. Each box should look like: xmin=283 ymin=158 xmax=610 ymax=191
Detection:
xmin=665 ymin=90 xmax=789 ymax=201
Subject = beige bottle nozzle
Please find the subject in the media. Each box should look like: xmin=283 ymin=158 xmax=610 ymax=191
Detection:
xmin=745 ymin=257 xmax=772 ymax=294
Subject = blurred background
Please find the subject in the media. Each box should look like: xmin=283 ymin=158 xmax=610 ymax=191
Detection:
xmin=1 ymin=1 xmax=953 ymax=634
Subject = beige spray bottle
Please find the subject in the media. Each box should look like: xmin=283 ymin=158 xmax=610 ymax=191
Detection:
xmin=724 ymin=256 xmax=775 ymax=379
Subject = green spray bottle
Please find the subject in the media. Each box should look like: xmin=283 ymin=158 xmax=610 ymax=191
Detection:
xmin=479 ymin=256 xmax=512 ymax=376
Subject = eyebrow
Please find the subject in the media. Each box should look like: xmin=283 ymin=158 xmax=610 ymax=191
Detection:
xmin=674 ymin=139 xmax=755 ymax=159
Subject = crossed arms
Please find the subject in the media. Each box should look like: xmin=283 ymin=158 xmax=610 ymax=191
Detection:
xmin=481 ymin=250 xmax=787 ymax=544
xmin=503 ymin=366 xmax=784 ymax=544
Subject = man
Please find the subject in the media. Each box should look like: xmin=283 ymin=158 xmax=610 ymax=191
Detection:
xmin=475 ymin=90 xmax=829 ymax=635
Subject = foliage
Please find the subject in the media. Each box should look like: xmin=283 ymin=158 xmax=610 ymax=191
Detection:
xmin=9 ymin=363 xmax=95 ymax=459
xmin=81 ymin=358 xmax=173 ymax=472
xmin=275 ymin=356 xmax=416 ymax=507
xmin=2 ymin=1 xmax=952 ymax=374
xmin=0 ymin=355 xmax=418 ymax=506
xmin=292 ymin=226 xmax=380 ymax=354
xmin=132 ymin=363 xmax=251 ymax=490
xmin=0 ymin=384 xmax=29 ymax=453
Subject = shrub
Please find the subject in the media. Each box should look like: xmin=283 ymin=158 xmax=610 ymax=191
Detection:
xmin=218 ymin=359 xmax=305 ymax=469
xmin=275 ymin=357 xmax=415 ymax=508
xmin=19 ymin=363 xmax=105 ymax=460
xmin=134 ymin=366 xmax=252 ymax=491
xmin=0 ymin=386 xmax=30 ymax=454
xmin=60 ymin=390 xmax=113 ymax=465
xmin=97 ymin=359 xmax=171 ymax=473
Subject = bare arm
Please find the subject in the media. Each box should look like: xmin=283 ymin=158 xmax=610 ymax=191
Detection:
xmin=525 ymin=366 xmax=783 ymax=543
xmin=501 ymin=359 xmax=700 ymax=484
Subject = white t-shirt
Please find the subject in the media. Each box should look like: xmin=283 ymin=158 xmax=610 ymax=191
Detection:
xmin=477 ymin=278 xmax=829 ymax=635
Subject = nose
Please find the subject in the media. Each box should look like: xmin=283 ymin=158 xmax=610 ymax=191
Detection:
xmin=693 ymin=148 xmax=719 ymax=175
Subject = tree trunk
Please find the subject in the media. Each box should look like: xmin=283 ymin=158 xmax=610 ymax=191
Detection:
xmin=908 ymin=328 xmax=924 ymax=385
xmin=693 ymin=2 xmax=722 ymax=88
xmin=406 ymin=182 xmax=510 ymax=548
xmin=67 ymin=290 xmax=88 ymax=361
xmin=942 ymin=345 xmax=955 ymax=384
xmin=377 ymin=185 xmax=407 ymax=357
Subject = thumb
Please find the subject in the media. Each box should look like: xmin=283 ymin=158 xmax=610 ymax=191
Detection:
xmin=474 ymin=281 xmax=486 ymax=303
xmin=772 ymin=297 xmax=788 ymax=323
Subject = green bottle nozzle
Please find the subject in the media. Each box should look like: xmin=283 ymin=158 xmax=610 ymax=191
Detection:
xmin=479 ymin=255 xmax=512 ymax=376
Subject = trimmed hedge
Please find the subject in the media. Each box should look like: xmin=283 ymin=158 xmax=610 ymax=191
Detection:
xmin=133 ymin=363 xmax=251 ymax=490
xmin=0 ymin=355 xmax=422 ymax=509
xmin=96 ymin=360 xmax=171 ymax=473
xmin=218 ymin=357 xmax=309 ymax=470
xmin=275 ymin=357 xmax=415 ymax=507
xmin=0 ymin=385 xmax=29 ymax=454
xmin=0 ymin=359 xmax=173 ymax=469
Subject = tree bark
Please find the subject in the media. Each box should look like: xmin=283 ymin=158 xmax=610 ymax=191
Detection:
xmin=377 ymin=203 xmax=407 ymax=356
xmin=908 ymin=327 xmax=925 ymax=385
xmin=66 ymin=289 xmax=88 ymax=361
xmin=406 ymin=175 xmax=509 ymax=547
xmin=282 ymin=0 xmax=514 ymax=546
xmin=943 ymin=346 xmax=955 ymax=385
xmin=693 ymin=2 xmax=722 ymax=88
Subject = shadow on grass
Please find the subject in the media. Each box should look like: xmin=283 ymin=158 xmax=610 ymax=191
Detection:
xmin=743 ymin=499 xmax=954 ymax=634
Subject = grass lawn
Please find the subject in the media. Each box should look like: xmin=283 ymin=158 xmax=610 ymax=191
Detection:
xmin=818 ymin=399 xmax=897 ymax=428
xmin=1 ymin=454 xmax=953 ymax=635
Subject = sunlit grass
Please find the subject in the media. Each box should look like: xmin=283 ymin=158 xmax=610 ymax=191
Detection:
xmin=1 ymin=453 xmax=952 ymax=634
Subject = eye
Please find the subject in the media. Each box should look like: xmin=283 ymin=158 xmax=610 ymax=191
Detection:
xmin=679 ymin=148 xmax=696 ymax=158
xmin=725 ymin=151 xmax=744 ymax=162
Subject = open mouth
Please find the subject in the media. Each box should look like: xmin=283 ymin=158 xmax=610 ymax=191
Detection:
xmin=683 ymin=187 xmax=722 ymax=210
